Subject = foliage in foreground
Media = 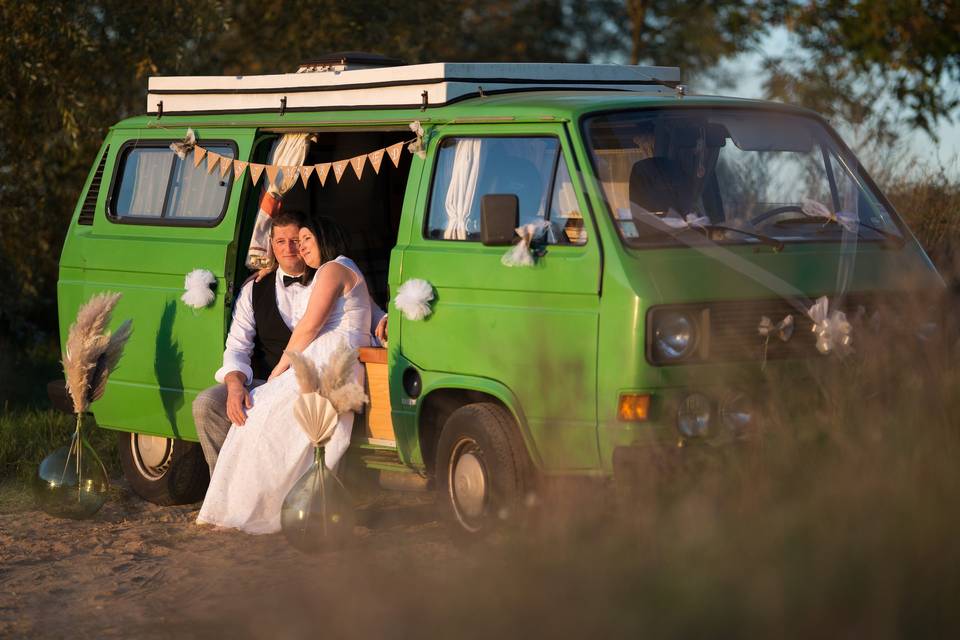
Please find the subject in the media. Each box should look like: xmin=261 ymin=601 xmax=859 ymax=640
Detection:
xmin=0 ymin=408 xmax=119 ymax=483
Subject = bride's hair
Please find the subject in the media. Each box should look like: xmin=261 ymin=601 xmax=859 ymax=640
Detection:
xmin=302 ymin=216 xmax=349 ymax=266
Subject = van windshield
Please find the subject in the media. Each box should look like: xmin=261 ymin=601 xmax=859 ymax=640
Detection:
xmin=583 ymin=108 xmax=903 ymax=248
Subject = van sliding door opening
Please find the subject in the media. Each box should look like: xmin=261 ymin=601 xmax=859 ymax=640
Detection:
xmin=234 ymin=131 xmax=412 ymax=308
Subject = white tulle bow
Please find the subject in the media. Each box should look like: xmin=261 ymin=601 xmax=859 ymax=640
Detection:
xmin=395 ymin=278 xmax=434 ymax=320
xmin=808 ymin=296 xmax=853 ymax=354
xmin=181 ymin=268 xmax=216 ymax=309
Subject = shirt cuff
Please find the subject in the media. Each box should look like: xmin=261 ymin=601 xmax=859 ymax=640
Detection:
xmin=214 ymin=362 xmax=254 ymax=385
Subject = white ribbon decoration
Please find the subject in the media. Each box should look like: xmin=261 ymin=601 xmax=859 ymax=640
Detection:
xmin=807 ymin=296 xmax=853 ymax=355
xmin=180 ymin=268 xmax=216 ymax=309
xmin=407 ymin=120 xmax=426 ymax=159
xmin=169 ymin=128 xmax=197 ymax=159
xmin=802 ymin=198 xmax=859 ymax=233
xmin=501 ymin=219 xmax=553 ymax=267
xmin=758 ymin=314 xmax=794 ymax=369
xmin=660 ymin=213 xmax=710 ymax=230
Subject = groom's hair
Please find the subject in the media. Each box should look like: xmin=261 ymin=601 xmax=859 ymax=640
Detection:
xmin=270 ymin=209 xmax=307 ymax=235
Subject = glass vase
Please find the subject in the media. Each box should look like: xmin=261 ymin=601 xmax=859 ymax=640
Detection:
xmin=281 ymin=447 xmax=355 ymax=553
xmin=34 ymin=418 xmax=110 ymax=519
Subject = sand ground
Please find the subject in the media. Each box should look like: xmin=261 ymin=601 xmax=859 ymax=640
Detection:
xmin=0 ymin=479 xmax=463 ymax=639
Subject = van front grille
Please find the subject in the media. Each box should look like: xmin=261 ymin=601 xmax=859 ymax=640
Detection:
xmin=649 ymin=292 xmax=884 ymax=364
xmin=77 ymin=147 xmax=108 ymax=225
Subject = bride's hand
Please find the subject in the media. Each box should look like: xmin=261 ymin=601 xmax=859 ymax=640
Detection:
xmin=268 ymin=362 xmax=289 ymax=380
xmin=254 ymin=265 xmax=276 ymax=283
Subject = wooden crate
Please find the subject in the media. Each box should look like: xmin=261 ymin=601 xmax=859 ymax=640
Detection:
xmin=358 ymin=347 xmax=394 ymax=442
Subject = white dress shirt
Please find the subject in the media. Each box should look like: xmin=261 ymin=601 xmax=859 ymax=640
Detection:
xmin=214 ymin=266 xmax=312 ymax=384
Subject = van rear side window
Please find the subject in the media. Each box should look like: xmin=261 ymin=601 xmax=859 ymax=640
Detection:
xmin=109 ymin=142 xmax=235 ymax=224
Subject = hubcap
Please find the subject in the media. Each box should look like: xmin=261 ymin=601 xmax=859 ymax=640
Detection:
xmin=448 ymin=438 xmax=488 ymax=531
xmin=132 ymin=434 xmax=173 ymax=480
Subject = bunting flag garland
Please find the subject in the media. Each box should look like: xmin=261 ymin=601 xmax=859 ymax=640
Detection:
xmin=368 ymin=148 xmax=385 ymax=174
xmin=350 ymin=155 xmax=366 ymax=180
xmin=234 ymin=160 xmax=249 ymax=180
xmin=332 ymin=160 xmax=348 ymax=183
xmin=265 ymin=165 xmax=282 ymax=190
xmin=299 ymin=165 xmax=313 ymax=188
xmin=387 ymin=142 xmax=404 ymax=168
xmin=316 ymin=163 xmax=331 ymax=186
xmin=249 ymin=163 xmax=265 ymax=185
xmin=176 ymin=125 xmax=419 ymax=191
xmin=206 ymin=152 xmax=220 ymax=175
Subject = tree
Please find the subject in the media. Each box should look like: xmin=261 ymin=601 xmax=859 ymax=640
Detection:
xmin=763 ymin=1 xmax=960 ymax=141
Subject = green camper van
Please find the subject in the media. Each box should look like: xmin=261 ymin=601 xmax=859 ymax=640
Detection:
xmin=57 ymin=55 xmax=942 ymax=533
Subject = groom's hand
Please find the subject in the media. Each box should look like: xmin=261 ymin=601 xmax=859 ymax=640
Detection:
xmin=224 ymin=372 xmax=253 ymax=426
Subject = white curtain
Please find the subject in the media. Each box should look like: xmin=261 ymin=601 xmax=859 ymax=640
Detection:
xmin=246 ymin=133 xmax=316 ymax=269
xmin=167 ymin=151 xmax=232 ymax=218
xmin=443 ymin=139 xmax=483 ymax=240
xmin=127 ymin=149 xmax=171 ymax=216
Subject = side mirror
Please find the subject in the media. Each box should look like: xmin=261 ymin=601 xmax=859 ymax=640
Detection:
xmin=481 ymin=194 xmax=519 ymax=246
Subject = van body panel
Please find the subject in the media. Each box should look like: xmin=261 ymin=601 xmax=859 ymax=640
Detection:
xmin=59 ymin=127 xmax=257 ymax=439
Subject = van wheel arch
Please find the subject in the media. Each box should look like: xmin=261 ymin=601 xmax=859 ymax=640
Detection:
xmin=418 ymin=388 xmax=536 ymax=478
xmin=117 ymin=432 xmax=208 ymax=505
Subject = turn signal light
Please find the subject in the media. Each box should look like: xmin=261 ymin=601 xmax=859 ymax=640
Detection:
xmin=618 ymin=394 xmax=650 ymax=422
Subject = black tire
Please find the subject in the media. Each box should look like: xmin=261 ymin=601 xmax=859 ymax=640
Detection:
xmin=435 ymin=402 xmax=531 ymax=535
xmin=117 ymin=432 xmax=209 ymax=505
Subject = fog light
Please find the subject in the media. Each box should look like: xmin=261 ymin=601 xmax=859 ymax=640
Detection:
xmin=720 ymin=392 xmax=754 ymax=433
xmin=618 ymin=393 xmax=650 ymax=421
xmin=677 ymin=393 xmax=711 ymax=438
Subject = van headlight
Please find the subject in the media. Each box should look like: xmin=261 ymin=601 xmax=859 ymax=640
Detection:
xmin=677 ymin=393 xmax=712 ymax=438
xmin=653 ymin=311 xmax=697 ymax=361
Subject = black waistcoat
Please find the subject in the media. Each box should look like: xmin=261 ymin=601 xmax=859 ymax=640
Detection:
xmin=250 ymin=272 xmax=292 ymax=380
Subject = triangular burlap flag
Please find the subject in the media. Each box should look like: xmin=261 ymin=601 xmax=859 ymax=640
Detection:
xmin=368 ymin=148 xmax=385 ymax=174
xmin=316 ymin=163 xmax=331 ymax=186
xmin=350 ymin=155 xmax=366 ymax=180
xmin=332 ymin=160 xmax=348 ymax=183
xmin=219 ymin=156 xmax=232 ymax=178
xmin=206 ymin=151 xmax=221 ymax=174
xmin=265 ymin=165 xmax=282 ymax=189
xmin=386 ymin=142 xmax=404 ymax=168
xmin=249 ymin=163 xmax=265 ymax=185
xmin=193 ymin=146 xmax=207 ymax=167
xmin=233 ymin=160 xmax=249 ymax=180
xmin=299 ymin=166 xmax=313 ymax=188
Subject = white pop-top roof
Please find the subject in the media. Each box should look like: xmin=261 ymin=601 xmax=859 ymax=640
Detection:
xmin=146 ymin=62 xmax=680 ymax=115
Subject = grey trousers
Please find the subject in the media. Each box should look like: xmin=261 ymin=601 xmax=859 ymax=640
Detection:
xmin=193 ymin=380 xmax=264 ymax=474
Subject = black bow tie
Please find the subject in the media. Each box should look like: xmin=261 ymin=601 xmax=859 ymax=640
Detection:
xmin=281 ymin=269 xmax=315 ymax=287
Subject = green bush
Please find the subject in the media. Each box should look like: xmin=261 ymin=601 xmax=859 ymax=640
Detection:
xmin=0 ymin=407 xmax=119 ymax=482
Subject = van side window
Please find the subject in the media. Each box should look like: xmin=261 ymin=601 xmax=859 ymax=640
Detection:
xmin=110 ymin=143 xmax=235 ymax=223
xmin=427 ymin=137 xmax=578 ymax=243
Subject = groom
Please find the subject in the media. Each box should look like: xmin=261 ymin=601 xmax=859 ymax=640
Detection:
xmin=193 ymin=210 xmax=386 ymax=474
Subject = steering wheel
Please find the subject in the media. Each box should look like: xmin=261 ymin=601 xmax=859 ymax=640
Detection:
xmin=749 ymin=205 xmax=806 ymax=226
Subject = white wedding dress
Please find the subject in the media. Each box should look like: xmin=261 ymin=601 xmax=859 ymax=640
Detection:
xmin=197 ymin=256 xmax=372 ymax=534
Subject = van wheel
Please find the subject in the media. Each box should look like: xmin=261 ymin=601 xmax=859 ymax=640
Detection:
xmin=117 ymin=433 xmax=209 ymax=505
xmin=435 ymin=403 xmax=530 ymax=535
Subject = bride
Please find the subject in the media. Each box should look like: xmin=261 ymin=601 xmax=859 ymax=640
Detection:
xmin=197 ymin=217 xmax=371 ymax=534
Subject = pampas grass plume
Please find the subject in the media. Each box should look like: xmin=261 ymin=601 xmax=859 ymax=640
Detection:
xmin=287 ymin=350 xmax=321 ymax=394
xmin=319 ymin=342 xmax=367 ymax=414
xmin=63 ymin=292 xmax=123 ymax=414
